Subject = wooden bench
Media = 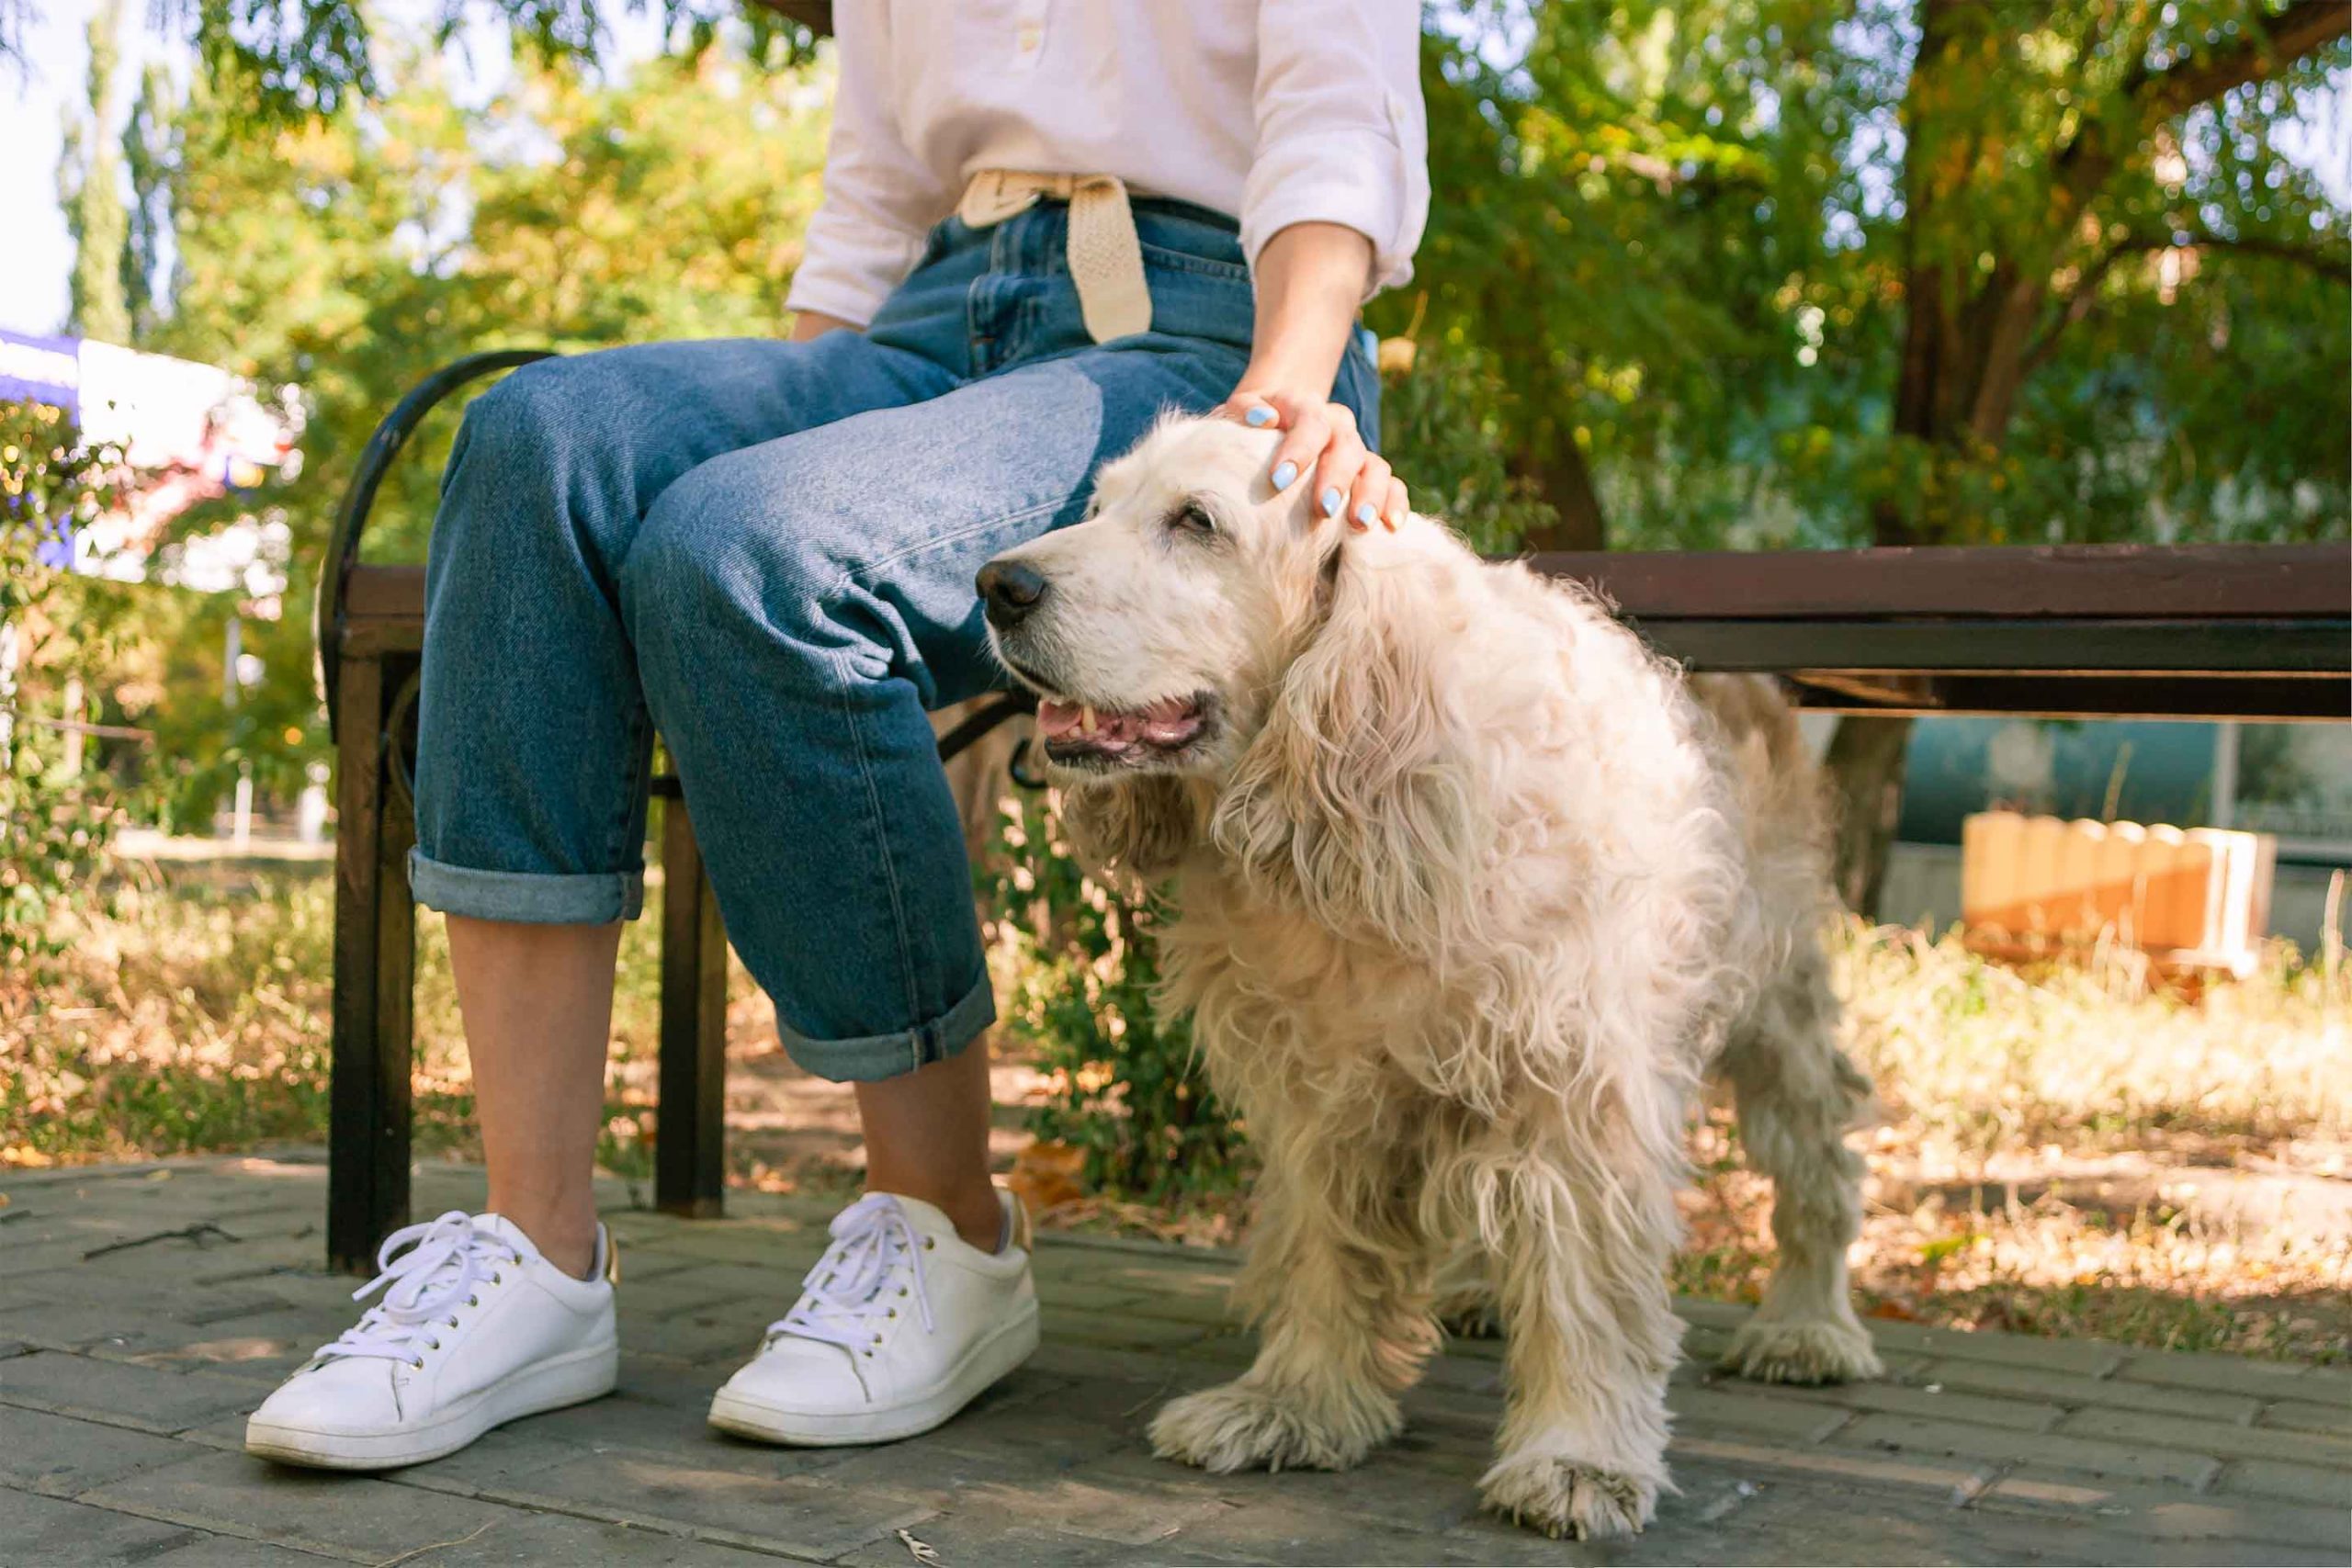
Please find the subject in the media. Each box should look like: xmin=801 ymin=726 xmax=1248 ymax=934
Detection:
xmin=317 ymin=352 xmax=2350 ymax=1269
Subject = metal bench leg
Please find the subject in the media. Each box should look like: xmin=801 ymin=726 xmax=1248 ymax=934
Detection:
xmin=656 ymin=794 xmax=728 ymax=1217
xmin=329 ymin=656 xmax=417 ymax=1272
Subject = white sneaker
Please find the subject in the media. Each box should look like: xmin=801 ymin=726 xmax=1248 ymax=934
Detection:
xmin=707 ymin=1190 xmax=1039 ymax=1446
xmin=245 ymin=1211 xmax=618 ymax=1470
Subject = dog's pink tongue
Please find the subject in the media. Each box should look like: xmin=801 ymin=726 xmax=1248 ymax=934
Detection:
xmin=1036 ymin=699 xmax=1081 ymax=739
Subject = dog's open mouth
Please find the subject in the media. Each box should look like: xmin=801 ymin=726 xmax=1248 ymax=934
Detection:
xmin=1034 ymin=693 xmax=1214 ymax=766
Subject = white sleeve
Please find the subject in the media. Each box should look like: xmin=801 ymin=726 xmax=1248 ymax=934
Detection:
xmin=1240 ymin=0 xmax=1430 ymax=299
xmin=785 ymin=9 xmax=951 ymax=328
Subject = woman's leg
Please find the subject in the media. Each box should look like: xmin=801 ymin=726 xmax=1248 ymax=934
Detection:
xmin=448 ymin=917 xmax=625 ymax=1279
xmin=856 ymin=1035 xmax=1000 ymax=1247
xmin=408 ymin=336 xmax=957 ymax=1263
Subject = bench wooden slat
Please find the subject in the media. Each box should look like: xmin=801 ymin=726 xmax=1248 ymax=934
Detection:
xmin=1528 ymin=542 xmax=2349 ymax=621
xmin=346 ymin=540 xmax=2350 ymax=634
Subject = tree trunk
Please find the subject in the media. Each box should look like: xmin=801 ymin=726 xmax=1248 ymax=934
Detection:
xmin=1823 ymin=714 xmax=1915 ymax=919
xmin=1513 ymin=413 xmax=1607 ymax=554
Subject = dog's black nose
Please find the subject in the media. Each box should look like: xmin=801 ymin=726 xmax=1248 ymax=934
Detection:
xmin=978 ymin=558 xmax=1049 ymax=628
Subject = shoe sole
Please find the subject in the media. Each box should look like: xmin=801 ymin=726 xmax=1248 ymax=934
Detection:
xmin=707 ymin=1299 xmax=1040 ymax=1446
xmin=244 ymin=1337 xmax=619 ymax=1471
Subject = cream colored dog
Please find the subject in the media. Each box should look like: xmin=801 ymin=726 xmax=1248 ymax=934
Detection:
xmin=976 ymin=415 xmax=1882 ymax=1540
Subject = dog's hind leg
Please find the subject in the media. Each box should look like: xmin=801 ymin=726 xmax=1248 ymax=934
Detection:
xmin=1714 ymin=937 xmax=1883 ymax=1385
xmin=1475 ymin=1132 xmax=1682 ymax=1541
xmin=1149 ymin=1135 xmax=1434 ymax=1474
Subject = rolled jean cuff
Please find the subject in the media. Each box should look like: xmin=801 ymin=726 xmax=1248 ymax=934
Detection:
xmin=408 ymin=850 xmax=645 ymax=924
xmin=780 ymin=968 xmax=997 ymax=1084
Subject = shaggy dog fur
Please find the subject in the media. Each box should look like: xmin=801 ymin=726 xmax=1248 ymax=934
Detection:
xmin=978 ymin=415 xmax=1882 ymax=1540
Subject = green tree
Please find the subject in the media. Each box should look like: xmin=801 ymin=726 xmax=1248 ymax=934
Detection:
xmin=57 ymin=0 xmax=130 ymax=344
xmin=106 ymin=39 xmax=831 ymax=825
xmin=120 ymin=62 xmax=176 ymax=342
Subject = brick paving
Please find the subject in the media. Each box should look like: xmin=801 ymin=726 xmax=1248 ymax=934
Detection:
xmin=3 ymin=1154 xmax=2346 ymax=1566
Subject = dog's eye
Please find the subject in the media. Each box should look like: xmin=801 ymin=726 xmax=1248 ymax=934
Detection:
xmin=1168 ymin=502 xmax=1217 ymax=538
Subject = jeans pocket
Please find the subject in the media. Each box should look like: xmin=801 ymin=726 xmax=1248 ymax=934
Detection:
xmin=1140 ymin=260 xmax=1257 ymax=355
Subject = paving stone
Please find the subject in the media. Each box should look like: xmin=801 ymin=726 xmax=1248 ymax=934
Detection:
xmin=0 ymin=1350 xmax=264 ymax=1435
xmin=138 ymin=1530 xmax=342 ymax=1565
xmin=2258 ymin=1399 xmax=2352 ymax=1437
xmin=1040 ymin=1308 xmax=1226 ymax=1355
xmin=2214 ymin=1457 xmax=2352 ymax=1506
xmin=514 ymin=1389 xmax=853 ymax=1483
xmin=618 ymin=1225 xmax=823 ymax=1269
xmin=1747 ymin=1373 xmax=2067 ymax=1433
xmin=2117 ymin=1349 xmax=2335 ymax=1397
xmin=12 ymin=1156 xmax=2346 ymax=1566
xmin=1031 ymin=1278 xmax=1159 ymax=1314
xmin=1859 ymin=1321 xmax=2128 ymax=1377
xmin=1096 ymin=1440 xmax=1489 ymax=1534
xmin=2056 ymin=1406 xmax=2352 ymax=1467
xmin=1673 ymin=1432 xmax=1996 ymax=1502
xmin=1836 ymin=1413 xmax=2221 ymax=1487
xmin=1913 ymin=1357 xmax=2266 ymax=1424
xmin=0 ymin=1486 xmax=215 ymax=1567
xmin=624 ymin=1260 xmax=803 ymax=1305
xmin=79 ymin=1448 xmax=518 ymax=1562
xmin=334 ymin=1507 xmax=786 ymax=1564
xmin=0 ymin=1404 xmax=212 ymax=1497
xmin=837 ymin=1517 xmax=1244 ymax=1568
xmin=1666 ymin=1382 xmax=1858 ymax=1443
xmin=1673 ymin=1296 xmax=1758 ymax=1331
xmin=377 ymin=1420 xmax=602 ymax=1498
xmin=614 ymin=1353 xmax=733 ymax=1410
xmin=478 ymin=1450 xmax=935 ymax=1558
xmin=612 ymin=1270 xmax=770 ymax=1320
xmin=619 ymin=1303 xmax=770 ymax=1366
xmin=121 ymin=1324 xmax=318 ymax=1383
xmin=1981 ymin=1464 xmax=2352 ymax=1552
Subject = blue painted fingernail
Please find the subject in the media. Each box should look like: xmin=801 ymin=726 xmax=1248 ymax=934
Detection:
xmin=1320 ymin=487 xmax=1343 ymax=517
xmin=1244 ymin=405 xmax=1274 ymax=427
xmin=1271 ymin=460 xmax=1298 ymax=490
xmin=1354 ymin=502 xmax=1378 ymax=527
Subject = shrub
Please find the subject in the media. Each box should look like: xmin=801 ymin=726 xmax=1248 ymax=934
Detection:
xmin=983 ymin=790 xmax=1248 ymax=1203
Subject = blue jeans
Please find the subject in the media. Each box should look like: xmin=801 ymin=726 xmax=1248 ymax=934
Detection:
xmin=411 ymin=199 xmax=1381 ymax=1082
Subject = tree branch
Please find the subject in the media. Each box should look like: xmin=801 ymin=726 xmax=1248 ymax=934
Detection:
xmin=2130 ymin=0 xmax=2352 ymax=120
xmin=2021 ymin=224 xmax=2350 ymax=373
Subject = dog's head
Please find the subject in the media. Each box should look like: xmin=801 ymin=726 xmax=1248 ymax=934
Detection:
xmin=980 ymin=415 xmax=1484 ymax=942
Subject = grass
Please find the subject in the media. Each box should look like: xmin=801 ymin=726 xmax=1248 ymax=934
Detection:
xmin=8 ymin=858 xmax=2346 ymax=1362
xmin=1677 ymin=923 xmax=2350 ymax=1363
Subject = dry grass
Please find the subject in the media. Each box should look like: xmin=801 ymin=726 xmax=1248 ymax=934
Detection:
xmin=1679 ymin=923 xmax=2350 ymax=1363
xmin=8 ymin=862 xmax=2346 ymax=1361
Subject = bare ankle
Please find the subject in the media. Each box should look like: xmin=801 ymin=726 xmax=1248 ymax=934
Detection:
xmin=872 ymin=1180 xmax=1002 ymax=1252
xmin=489 ymin=1201 xmax=600 ymax=1280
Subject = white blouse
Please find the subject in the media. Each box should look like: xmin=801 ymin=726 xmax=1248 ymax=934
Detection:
xmin=786 ymin=0 xmax=1430 ymax=329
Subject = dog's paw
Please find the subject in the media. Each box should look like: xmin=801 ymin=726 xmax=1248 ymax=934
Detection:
xmin=1148 ymin=1381 xmax=1396 ymax=1473
xmin=1480 ymin=1450 xmax=1657 ymax=1540
xmin=1720 ymin=1313 xmax=1883 ymax=1385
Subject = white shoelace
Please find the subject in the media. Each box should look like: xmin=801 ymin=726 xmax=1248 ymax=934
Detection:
xmin=768 ymin=1194 xmax=935 ymax=1357
xmin=311 ymin=1211 xmax=522 ymax=1369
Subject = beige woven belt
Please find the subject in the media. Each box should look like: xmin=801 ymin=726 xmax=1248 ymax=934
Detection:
xmin=958 ymin=170 xmax=1153 ymax=344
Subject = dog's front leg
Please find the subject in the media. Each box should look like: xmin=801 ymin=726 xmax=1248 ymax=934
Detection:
xmin=1477 ymin=1143 xmax=1682 ymax=1540
xmin=1149 ymin=1145 xmax=1432 ymax=1473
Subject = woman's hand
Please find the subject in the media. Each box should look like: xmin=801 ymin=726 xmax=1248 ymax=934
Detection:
xmin=1216 ymin=221 xmax=1407 ymax=533
xmin=1217 ymin=386 xmax=1406 ymax=533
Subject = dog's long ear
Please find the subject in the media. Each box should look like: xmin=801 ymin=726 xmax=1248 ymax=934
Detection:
xmin=1211 ymin=543 xmax=1485 ymax=951
xmin=1058 ymin=774 xmax=1206 ymax=886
